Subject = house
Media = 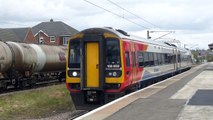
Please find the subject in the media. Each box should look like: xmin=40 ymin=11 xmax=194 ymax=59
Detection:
xmin=0 ymin=27 xmax=35 ymax=43
xmin=32 ymin=19 xmax=78 ymax=46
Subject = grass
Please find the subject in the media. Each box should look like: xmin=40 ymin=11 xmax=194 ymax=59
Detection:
xmin=0 ymin=84 xmax=75 ymax=120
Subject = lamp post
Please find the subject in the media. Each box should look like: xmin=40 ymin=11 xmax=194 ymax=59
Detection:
xmin=184 ymin=44 xmax=198 ymax=49
xmin=147 ymin=30 xmax=175 ymax=40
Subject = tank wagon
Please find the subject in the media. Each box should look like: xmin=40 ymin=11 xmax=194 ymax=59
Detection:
xmin=66 ymin=27 xmax=192 ymax=109
xmin=0 ymin=41 xmax=67 ymax=90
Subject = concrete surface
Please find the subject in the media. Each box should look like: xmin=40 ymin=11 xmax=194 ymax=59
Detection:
xmin=76 ymin=63 xmax=213 ymax=120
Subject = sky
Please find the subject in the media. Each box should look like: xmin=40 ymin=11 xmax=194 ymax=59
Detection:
xmin=0 ymin=0 xmax=212 ymax=50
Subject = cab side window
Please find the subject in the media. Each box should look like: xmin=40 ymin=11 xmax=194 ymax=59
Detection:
xmin=125 ymin=52 xmax=130 ymax=67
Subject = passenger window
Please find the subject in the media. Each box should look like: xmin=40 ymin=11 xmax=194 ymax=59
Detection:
xmin=137 ymin=51 xmax=143 ymax=67
xmin=143 ymin=52 xmax=149 ymax=67
xmin=158 ymin=53 xmax=162 ymax=65
xmin=165 ymin=54 xmax=169 ymax=64
xmin=178 ymin=54 xmax=181 ymax=62
xmin=168 ymin=54 xmax=172 ymax=63
xmin=161 ymin=53 xmax=165 ymax=64
xmin=149 ymin=52 xmax=154 ymax=66
xmin=125 ymin=52 xmax=130 ymax=67
xmin=172 ymin=54 xmax=176 ymax=63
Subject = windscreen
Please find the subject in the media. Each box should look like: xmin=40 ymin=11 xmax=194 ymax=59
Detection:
xmin=68 ymin=39 xmax=80 ymax=68
xmin=105 ymin=38 xmax=121 ymax=69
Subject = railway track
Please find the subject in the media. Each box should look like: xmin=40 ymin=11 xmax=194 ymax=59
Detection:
xmin=69 ymin=110 xmax=89 ymax=120
xmin=0 ymin=79 xmax=65 ymax=95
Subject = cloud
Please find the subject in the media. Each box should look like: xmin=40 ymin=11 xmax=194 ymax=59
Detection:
xmin=0 ymin=0 xmax=212 ymax=49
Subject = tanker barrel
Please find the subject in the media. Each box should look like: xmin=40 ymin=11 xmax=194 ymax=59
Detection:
xmin=6 ymin=42 xmax=37 ymax=72
xmin=1 ymin=41 xmax=67 ymax=74
xmin=0 ymin=41 xmax=13 ymax=73
xmin=39 ymin=45 xmax=67 ymax=72
xmin=30 ymin=44 xmax=67 ymax=72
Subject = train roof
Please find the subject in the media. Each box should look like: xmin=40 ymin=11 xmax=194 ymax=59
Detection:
xmin=80 ymin=27 xmax=189 ymax=52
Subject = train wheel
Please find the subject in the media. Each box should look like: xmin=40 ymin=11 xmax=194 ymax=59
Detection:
xmin=14 ymin=80 xmax=19 ymax=89
xmin=14 ymin=78 xmax=25 ymax=89
xmin=19 ymin=80 xmax=28 ymax=90
xmin=0 ymin=81 xmax=7 ymax=92
xmin=59 ymin=72 xmax=65 ymax=82
xmin=59 ymin=76 xmax=62 ymax=82
xmin=136 ymin=82 xmax=141 ymax=90
xmin=29 ymin=79 xmax=36 ymax=88
xmin=0 ymin=87 xmax=3 ymax=93
xmin=19 ymin=81 xmax=24 ymax=89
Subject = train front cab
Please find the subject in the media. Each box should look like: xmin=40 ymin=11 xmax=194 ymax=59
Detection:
xmin=66 ymin=31 xmax=126 ymax=109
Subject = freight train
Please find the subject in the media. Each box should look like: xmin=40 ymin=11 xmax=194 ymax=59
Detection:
xmin=66 ymin=27 xmax=192 ymax=109
xmin=0 ymin=41 xmax=67 ymax=90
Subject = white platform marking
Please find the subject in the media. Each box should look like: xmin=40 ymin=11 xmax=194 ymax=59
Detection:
xmin=171 ymin=70 xmax=213 ymax=100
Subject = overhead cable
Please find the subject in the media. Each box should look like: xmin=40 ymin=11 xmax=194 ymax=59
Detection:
xmin=106 ymin=0 xmax=160 ymax=28
xmin=83 ymin=0 xmax=149 ymax=29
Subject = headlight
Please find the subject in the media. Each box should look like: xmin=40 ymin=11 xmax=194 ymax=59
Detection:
xmin=72 ymin=71 xmax=77 ymax=77
xmin=106 ymin=70 xmax=122 ymax=77
xmin=108 ymin=72 xmax=112 ymax=76
xmin=113 ymin=72 xmax=117 ymax=77
xmin=68 ymin=70 xmax=80 ymax=77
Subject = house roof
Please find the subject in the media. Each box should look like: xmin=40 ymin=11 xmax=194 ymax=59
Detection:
xmin=32 ymin=21 xmax=78 ymax=37
xmin=0 ymin=28 xmax=30 ymax=42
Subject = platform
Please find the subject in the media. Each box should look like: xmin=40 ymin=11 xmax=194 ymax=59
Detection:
xmin=76 ymin=62 xmax=213 ymax=120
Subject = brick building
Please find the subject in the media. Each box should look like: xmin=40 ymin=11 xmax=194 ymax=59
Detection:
xmin=0 ymin=28 xmax=35 ymax=43
xmin=32 ymin=19 xmax=78 ymax=46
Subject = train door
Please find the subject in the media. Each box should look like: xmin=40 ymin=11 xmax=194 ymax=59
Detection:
xmin=173 ymin=49 xmax=176 ymax=70
xmin=178 ymin=50 xmax=181 ymax=69
xmin=131 ymin=42 xmax=137 ymax=83
xmin=173 ymin=48 xmax=178 ymax=70
xmin=86 ymin=42 xmax=99 ymax=87
xmin=175 ymin=49 xmax=178 ymax=70
xmin=123 ymin=41 xmax=132 ymax=86
xmin=81 ymin=35 xmax=105 ymax=90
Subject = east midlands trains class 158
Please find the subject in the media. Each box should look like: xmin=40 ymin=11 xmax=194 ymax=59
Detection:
xmin=0 ymin=41 xmax=67 ymax=90
xmin=66 ymin=27 xmax=192 ymax=110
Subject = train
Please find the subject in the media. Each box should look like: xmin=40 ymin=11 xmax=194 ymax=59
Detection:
xmin=66 ymin=27 xmax=192 ymax=110
xmin=0 ymin=41 xmax=67 ymax=90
